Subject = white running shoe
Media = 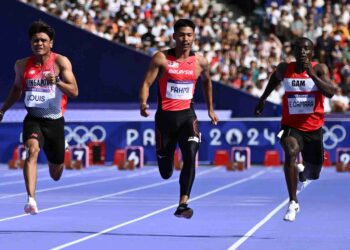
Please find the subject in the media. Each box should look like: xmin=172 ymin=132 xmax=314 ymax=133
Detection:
xmin=24 ymin=197 xmax=38 ymax=215
xmin=284 ymin=200 xmax=299 ymax=222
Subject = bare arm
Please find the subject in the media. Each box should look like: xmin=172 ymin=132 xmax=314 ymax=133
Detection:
xmin=45 ymin=55 xmax=78 ymax=98
xmin=0 ymin=60 xmax=25 ymax=121
xmin=306 ymin=63 xmax=336 ymax=98
xmin=255 ymin=62 xmax=287 ymax=115
xmin=139 ymin=52 xmax=164 ymax=117
xmin=198 ymin=54 xmax=218 ymax=125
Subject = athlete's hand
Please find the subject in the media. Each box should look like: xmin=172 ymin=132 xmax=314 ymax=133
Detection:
xmin=44 ymin=72 xmax=57 ymax=84
xmin=209 ymin=110 xmax=219 ymax=125
xmin=303 ymin=59 xmax=316 ymax=77
xmin=140 ymin=103 xmax=150 ymax=117
xmin=255 ymin=99 xmax=265 ymax=116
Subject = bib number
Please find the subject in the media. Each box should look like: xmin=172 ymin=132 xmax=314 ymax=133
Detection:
xmin=25 ymin=87 xmax=56 ymax=108
xmin=288 ymin=94 xmax=315 ymax=114
xmin=166 ymin=82 xmax=193 ymax=100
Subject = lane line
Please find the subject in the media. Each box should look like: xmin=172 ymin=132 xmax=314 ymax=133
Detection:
xmin=0 ymin=169 xmax=158 ymax=200
xmin=50 ymin=170 xmax=267 ymax=250
xmin=0 ymin=167 xmax=221 ymax=223
xmin=0 ymin=167 xmax=117 ymax=186
xmin=227 ymin=183 xmax=311 ymax=250
xmin=1 ymin=168 xmax=47 ymax=177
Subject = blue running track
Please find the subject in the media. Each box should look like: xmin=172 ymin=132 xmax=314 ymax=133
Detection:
xmin=0 ymin=164 xmax=349 ymax=250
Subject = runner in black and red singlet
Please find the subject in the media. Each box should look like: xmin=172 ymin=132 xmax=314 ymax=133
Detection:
xmin=0 ymin=20 xmax=78 ymax=215
xmin=255 ymin=37 xmax=336 ymax=222
xmin=139 ymin=19 xmax=218 ymax=219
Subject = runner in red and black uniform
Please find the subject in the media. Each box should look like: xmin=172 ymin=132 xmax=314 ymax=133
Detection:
xmin=255 ymin=37 xmax=336 ymax=222
xmin=139 ymin=19 xmax=218 ymax=219
xmin=0 ymin=20 xmax=78 ymax=215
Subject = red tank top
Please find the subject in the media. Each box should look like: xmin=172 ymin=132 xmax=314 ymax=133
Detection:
xmin=22 ymin=52 xmax=67 ymax=119
xmin=281 ymin=62 xmax=324 ymax=131
xmin=158 ymin=51 xmax=197 ymax=111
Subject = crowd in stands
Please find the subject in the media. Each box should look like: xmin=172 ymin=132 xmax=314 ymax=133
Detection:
xmin=22 ymin=0 xmax=350 ymax=113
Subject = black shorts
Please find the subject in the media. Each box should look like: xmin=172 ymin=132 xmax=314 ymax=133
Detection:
xmin=281 ymin=125 xmax=324 ymax=179
xmin=155 ymin=108 xmax=200 ymax=153
xmin=23 ymin=115 xmax=65 ymax=164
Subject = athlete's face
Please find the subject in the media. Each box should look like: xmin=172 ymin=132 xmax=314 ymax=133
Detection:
xmin=294 ymin=39 xmax=313 ymax=64
xmin=173 ymin=27 xmax=195 ymax=50
xmin=30 ymin=32 xmax=53 ymax=56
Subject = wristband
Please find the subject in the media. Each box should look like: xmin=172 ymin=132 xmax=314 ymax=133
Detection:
xmin=55 ymin=76 xmax=61 ymax=85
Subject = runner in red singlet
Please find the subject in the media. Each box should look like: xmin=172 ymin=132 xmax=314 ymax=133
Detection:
xmin=139 ymin=19 xmax=218 ymax=219
xmin=255 ymin=37 xmax=336 ymax=222
xmin=0 ymin=20 xmax=78 ymax=215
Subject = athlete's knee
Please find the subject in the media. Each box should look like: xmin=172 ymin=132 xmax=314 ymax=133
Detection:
xmin=26 ymin=146 xmax=40 ymax=159
xmin=182 ymin=138 xmax=199 ymax=163
xmin=157 ymin=155 xmax=173 ymax=179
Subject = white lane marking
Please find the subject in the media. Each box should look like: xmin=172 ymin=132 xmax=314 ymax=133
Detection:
xmin=0 ymin=169 xmax=158 ymax=200
xmin=50 ymin=170 xmax=267 ymax=250
xmin=227 ymin=183 xmax=311 ymax=250
xmin=0 ymin=167 xmax=117 ymax=186
xmin=0 ymin=167 xmax=221 ymax=223
xmin=1 ymin=168 xmax=47 ymax=177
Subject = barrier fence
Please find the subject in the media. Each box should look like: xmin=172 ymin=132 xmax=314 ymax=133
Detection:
xmin=1 ymin=118 xmax=349 ymax=165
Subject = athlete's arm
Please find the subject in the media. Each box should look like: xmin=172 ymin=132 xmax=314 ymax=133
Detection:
xmin=52 ymin=55 xmax=79 ymax=98
xmin=198 ymin=54 xmax=218 ymax=125
xmin=0 ymin=60 xmax=25 ymax=121
xmin=139 ymin=51 xmax=165 ymax=117
xmin=255 ymin=62 xmax=287 ymax=116
xmin=305 ymin=62 xmax=336 ymax=98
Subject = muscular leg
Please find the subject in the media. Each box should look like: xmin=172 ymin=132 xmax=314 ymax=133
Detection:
xmin=282 ymin=136 xmax=301 ymax=202
xmin=23 ymin=139 xmax=40 ymax=198
xmin=178 ymin=140 xmax=199 ymax=204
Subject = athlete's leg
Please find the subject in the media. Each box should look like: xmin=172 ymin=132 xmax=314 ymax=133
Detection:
xmin=282 ymin=136 xmax=301 ymax=203
xmin=178 ymin=128 xmax=199 ymax=204
xmin=155 ymin=126 xmax=177 ymax=179
xmin=301 ymin=128 xmax=324 ymax=180
xmin=22 ymin=116 xmax=43 ymax=214
xmin=175 ymin=117 xmax=199 ymax=219
xmin=23 ymin=138 xmax=40 ymax=198
xmin=155 ymin=111 xmax=178 ymax=179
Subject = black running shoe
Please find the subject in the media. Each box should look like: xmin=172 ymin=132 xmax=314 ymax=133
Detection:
xmin=174 ymin=203 xmax=193 ymax=219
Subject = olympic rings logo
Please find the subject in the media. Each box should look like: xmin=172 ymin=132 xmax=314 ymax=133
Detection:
xmin=323 ymin=125 xmax=346 ymax=150
xmin=64 ymin=125 xmax=106 ymax=145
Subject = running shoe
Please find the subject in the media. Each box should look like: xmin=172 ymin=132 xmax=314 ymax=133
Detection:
xmin=283 ymin=200 xmax=299 ymax=222
xmin=24 ymin=197 xmax=38 ymax=215
xmin=174 ymin=203 xmax=193 ymax=219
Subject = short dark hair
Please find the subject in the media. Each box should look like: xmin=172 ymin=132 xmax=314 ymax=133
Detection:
xmin=28 ymin=20 xmax=55 ymax=40
xmin=174 ymin=19 xmax=195 ymax=32
xmin=295 ymin=37 xmax=314 ymax=48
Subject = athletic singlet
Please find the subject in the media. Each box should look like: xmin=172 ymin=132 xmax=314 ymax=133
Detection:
xmin=281 ymin=62 xmax=324 ymax=131
xmin=158 ymin=49 xmax=197 ymax=111
xmin=22 ymin=52 xmax=67 ymax=119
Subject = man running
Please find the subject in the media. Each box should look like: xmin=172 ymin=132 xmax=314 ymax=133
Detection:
xmin=255 ymin=37 xmax=336 ymax=222
xmin=139 ymin=19 xmax=218 ymax=219
xmin=0 ymin=20 xmax=78 ymax=214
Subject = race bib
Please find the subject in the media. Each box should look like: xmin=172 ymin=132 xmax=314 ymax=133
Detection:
xmin=24 ymin=86 xmax=56 ymax=108
xmin=288 ymin=94 xmax=315 ymax=114
xmin=166 ymin=81 xmax=193 ymax=100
